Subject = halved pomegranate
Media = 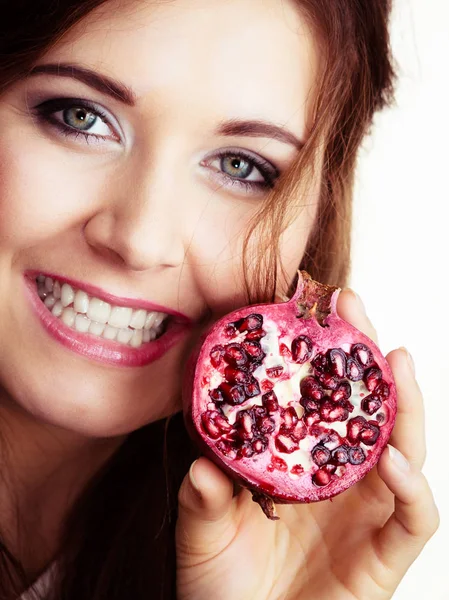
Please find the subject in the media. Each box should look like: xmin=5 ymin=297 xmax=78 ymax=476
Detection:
xmin=183 ymin=272 xmax=396 ymax=519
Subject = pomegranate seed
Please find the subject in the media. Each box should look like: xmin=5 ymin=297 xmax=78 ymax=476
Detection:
xmin=373 ymin=380 xmax=390 ymax=400
xmin=236 ymin=313 xmax=263 ymax=332
xmin=253 ymin=406 xmax=267 ymax=418
xmin=291 ymin=421 xmax=306 ymax=441
xmin=262 ymin=391 xmax=279 ymax=413
xmin=364 ymin=366 xmax=382 ymax=392
xmin=224 ymin=324 xmax=237 ymax=338
xmin=244 ymin=377 xmax=261 ymax=398
xmin=320 ymin=401 xmax=348 ymax=422
xmin=201 ymin=410 xmax=231 ymax=439
xmin=210 ymin=345 xmax=225 ymax=368
xmin=242 ymin=340 xmax=265 ymax=361
xmin=312 ymin=445 xmax=331 ymax=466
xmin=351 ymin=343 xmax=374 ymax=367
xmin=252 ymin=437 xmax=268 ymax=454
xmin=360 ymin=422 xmax=380 ymax=445
xmin=291 ymin=464 xmax=304 ymax=476
xmin=316 ymin=371 xmax=340 ymax=390
xmin=238 ymin=443 xmax=255 ymax=458
xmin=235 ymin=410 xmax=255 ymax=440
xmin=260 ymin=379 xmax=274 ymax=392
xmin=300 ymin=376 xmax=325 ymax=400
xmin=312 ymin=353 xmax=328 ymax=373
xmin=267 ymin=456 xmax=288 ymax=472
xmin=218 ymin=382 xmax=246 ymax=405
xmin=300 ymin=397 xmax=320 ymax=412
xmin=209 ymin=388 xmax=224 ymax=404
xmin=328 ymin=348 xmax=347 ymax=378
xmin=245 ymin=328 xmax=266 ymax=341
xmin=291 ymin=335 xmax=313 ymax=364
xmin=266 ymin=365 xmax=284 ymax=378
xmin=331 ymin=445 xmax=349 ymax=465
xmin=257 ymin=416 xmax=276 ymax=434
xmin=224 ymin=343 xmax=248 ymax=368
xmin=346 ymin=357 xmax=364 ymax=382
xmin=304 ymin=411 xmax=320 ymax=427
xmin=224 ymin=367 xmax=250 ymax=385
xmin=282 ymin=406 xmax=299 ymax=431
xmin=275 ymin=434 xmax=299 ymax=453
xmin=361 ymin=394 xmax=382 ymax=415
xmin=346 ymin=416 xmax=367 ymax=443
xmin=279 ymin=343 xmax=292 ymax=359
xmin=312 ymin=468 xmax=332 ymax=487
xmin=331 ymin=381 xmax=352 ymax=402
xmin=348 ymin=446 xmax=366 ymax=465
xmin=216 ymin=440 xmax=237 ymax=459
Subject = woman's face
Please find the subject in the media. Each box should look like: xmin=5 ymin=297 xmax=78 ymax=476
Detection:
xmin=0 ymin=0 xmax=319 ymax=437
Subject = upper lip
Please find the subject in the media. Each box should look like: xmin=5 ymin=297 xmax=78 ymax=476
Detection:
xmin=27 ymin=270 xmax=191 ymax=323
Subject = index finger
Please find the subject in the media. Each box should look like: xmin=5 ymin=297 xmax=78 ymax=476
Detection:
xmin=337 ymin=289 xmax=379 ymax=344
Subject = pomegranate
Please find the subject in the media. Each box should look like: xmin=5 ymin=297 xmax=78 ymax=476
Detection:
xmin=183 ymin=272 xmax=396 ymax=520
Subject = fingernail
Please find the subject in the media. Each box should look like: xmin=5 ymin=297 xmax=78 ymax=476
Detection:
xmin=399 ymin=346 xmax=415 ymax=375
xmin=345 ymin=288 xmax=366 ymax=314
xmin=189 ymin=460 xmax=202 ymax=497
xmin=388 ymin=445 xmax=410 ymax=473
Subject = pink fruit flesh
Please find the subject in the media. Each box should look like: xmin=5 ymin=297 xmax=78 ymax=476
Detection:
xmin=183 ymin=272 xmax=397 ymax=520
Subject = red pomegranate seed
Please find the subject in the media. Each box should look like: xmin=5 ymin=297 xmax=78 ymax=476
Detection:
xmin=361 ymin=395 xmax=382 ymax=415
xmin=328 ymin=348 xmax=347 ymax=378
xmin=245 ymin=328 xmax=266 ymax=341
xmin=224 ymin=324 xmax=237 ymax=338
xmin=320 ymin=401 xmax=349 ymax=422
xmin=224 ymin=343 xmax=248 ymax=368
xmin=351 ymin=343 xmax=375 ymax=368
xmin=348 ymin=446 xmax=366 ymax=465
xmin=360 ymin=422 xmax=380 ymax=445
xmin=364 ymin=367 xmax=382 ymax=392
xmin=218 ymin=382 xmax=246 ymax=405
xmin=224 ymin=367 xmax=250 ymax=385
xmin=312 ymin=353 xmax=327 ymax=373
xmin=252 ymin=437 xmax=268 ymax=454
xmin=291 ymin=464 xmax=304 ymax=476
xmin=291 ymin=421 xmax=306 ymax=441
xmin=275 ymin=434 xmax=299 ymax=453
xmin=300 ymin=376 xmax=325 ymax=400
xmin=236 ymin=313 xmax=263 ymax=332
xmin=331 ymin=381 xmax=352 ymax=402
xmin=242 ymin=340 xmax=265 ymax=361
xmin=331 ymin=445 xmax=349 ymax=465
xmin=238 ymin=443 xmax=255 ymax=458
xmin=279 ymin=343 xmax=292 ymax=359
xmin=282 ymin=406 xmax=299 ymax=431
xmin=210 ymin=345 xmax=225 ymax=368
xmin=244 ymin=377 xmax=261 ymax=398
xmin=267 ymin=456 xmax=288 ymax=472
xmin=262 ymin=391 xmax=279 ymax=413
xmin=313 ymin=468 xmax=332 ymax=487
xmin=209 ymin=388 xmax=224 ymax=404
xmin=373 ymin=380 xmax=390 ymax=400
xmin=312 ymin=445 xmax=331 ymax=466
xmin=235 ymin=410 xmax=255 ymax=440
xmin=216 ymin=440 xmax=237 ymax=459
xmin=300 ymin=397 xmax=320 ymax=412
xmin=201 ymin=410 xmax=232 ymax=439
xmin=346 ymin=357 xmax=364 ymax=382
xmin=266 ymin=365 xmax=284 ymax=378
xmin=257 ymin=416 xmax=276 ymax=434
xmin=291 ymin=335 xmax=313 ymax=364
xmin=305 ymin=411 xmax=320 ymax=427
xmin=316 ymin=372 xmax=340 ymax=390
xmin=347 ymin=416 xmax=367 ymax=443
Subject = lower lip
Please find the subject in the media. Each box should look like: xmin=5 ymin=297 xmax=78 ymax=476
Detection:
xmin=24 ymin=276 xmax=190 ymax=368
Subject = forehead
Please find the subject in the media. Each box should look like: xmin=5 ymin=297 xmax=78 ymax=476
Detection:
xmin=41 ymin=0 xmax=318 ymax=135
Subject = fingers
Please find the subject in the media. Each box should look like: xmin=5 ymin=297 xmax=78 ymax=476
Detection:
xmin=374 ymin=445 xmax=439 ymax=578
xmin=387 ymin=348 xmax=426 ymax=470
xmin=337 ymin=289 xmax=378 ymax=343
xmin=176 ymin=457 xmax=237 ymax=568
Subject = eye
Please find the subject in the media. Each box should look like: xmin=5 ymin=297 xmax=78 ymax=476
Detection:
xmin=202 ymin=148 xmax=279 ymax=195
xmin=33 ymin=98 xmax=120 ymax=143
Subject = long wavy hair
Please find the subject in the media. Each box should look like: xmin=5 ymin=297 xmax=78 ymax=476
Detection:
xmin=0 ymin=1 xmax=395 ymax=598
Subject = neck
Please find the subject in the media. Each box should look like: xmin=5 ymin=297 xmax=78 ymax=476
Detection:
xmin=0 ymin=389 xmax=126 ymax=577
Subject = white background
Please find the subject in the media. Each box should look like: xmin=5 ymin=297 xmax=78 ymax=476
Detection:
xmin=352 ymin=0 xmax=448 ymax=597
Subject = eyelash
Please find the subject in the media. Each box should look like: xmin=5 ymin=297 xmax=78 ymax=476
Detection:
xmin=33 ymin=97 xmax=279 ymax=193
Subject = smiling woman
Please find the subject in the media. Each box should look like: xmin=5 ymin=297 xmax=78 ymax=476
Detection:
xmin=0 ymin=1 xmax=439 ymax=599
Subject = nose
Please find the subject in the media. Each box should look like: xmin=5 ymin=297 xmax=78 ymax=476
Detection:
xmin=84 ymin=159 xmax=185 ymax=272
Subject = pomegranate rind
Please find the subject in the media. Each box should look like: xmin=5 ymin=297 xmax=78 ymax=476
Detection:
xmin=183 ymin=272 xmax=397 ymax=511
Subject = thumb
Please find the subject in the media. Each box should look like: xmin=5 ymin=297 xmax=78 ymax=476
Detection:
xmin=176 ymin=457 xmax=237 ymax=567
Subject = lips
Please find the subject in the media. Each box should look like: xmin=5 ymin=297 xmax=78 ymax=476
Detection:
xmin=24 ymin=271 xmax=191 ymax=367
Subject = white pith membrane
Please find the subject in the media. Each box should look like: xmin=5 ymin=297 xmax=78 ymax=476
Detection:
xmin=199 ymin=315 xmax=390 ymax=490
xmin=35 ymin=275 xmax=169 ymax=349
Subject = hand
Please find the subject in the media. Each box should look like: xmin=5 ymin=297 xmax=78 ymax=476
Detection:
xmin=175 ymin=290 xmax=439 ymax=600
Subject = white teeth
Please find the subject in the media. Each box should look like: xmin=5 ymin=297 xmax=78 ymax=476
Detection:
xmin=74 ymin=290 xmax=89 ymax=314
xmin=75 ymin=314 xmax=90 ymax=333
xmin=142 ymin=329 xmax=151 ymax=343
xmin=108 ymin=306 xmax=132 ymax=329
xmin=87 ymin=298 xmax=111 ymax=324
xmin=129 ymin=309 xmax=147 ymax=330
xmin=53 ymin=281 xmax=61 ymax=300
xmin=61 ymin=283 xmax=75 ymax=308
xmin=117 ymin=328 xmax=133 ymax=344
xmin=153 ymin=312 xmax=166 ymax=329
xmin=130 ymin=329 xmax=143 ymax=348
xmin=103 ymin=325 xmax=118 ymax=340
xmin=61 ymin=308 xmax=76 ymax=327
xmin=45 ymin=277 xmax=54 ymax=292
xmin=89 ymin=321 xmax=105 ymax=336
xmin=44 ymin=295 xmax=56 ymax=309
xmin=144 ymin=312 xmax=157 ymax=330
xmin=52 ymin=301 xmax=63 ymax=317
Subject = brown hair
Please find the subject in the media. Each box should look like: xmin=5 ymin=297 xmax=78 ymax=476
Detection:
xmin=0 ymin=1 xmax=395 ymax=598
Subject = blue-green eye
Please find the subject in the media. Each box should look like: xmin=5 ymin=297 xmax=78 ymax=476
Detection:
xmin=221 ymin=155 xmax=257 ymax=180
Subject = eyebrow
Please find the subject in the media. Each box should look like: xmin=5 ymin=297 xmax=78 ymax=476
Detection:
xmin=28 ymin=63 xmax=304 ymax=149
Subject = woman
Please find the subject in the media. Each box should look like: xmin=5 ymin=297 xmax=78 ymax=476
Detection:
xmin=0 ymin=0 xmax=439 ymax=598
